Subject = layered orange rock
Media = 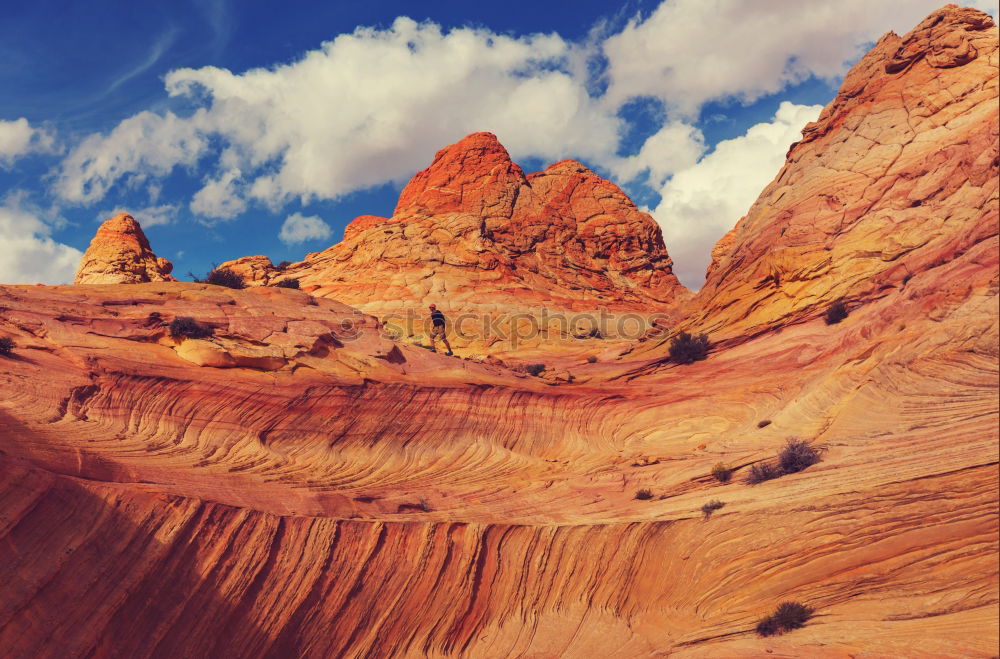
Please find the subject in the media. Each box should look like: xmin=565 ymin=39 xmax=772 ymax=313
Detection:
xmin=223 ymin=133 xmax=688 ymax=356
xmin=684 ymin=4 xmax=998 ymax=347
xmin=0 ymin=6 xmax=997 ymax=658
xmin=74 ymin=213 xmax=176 ymax=284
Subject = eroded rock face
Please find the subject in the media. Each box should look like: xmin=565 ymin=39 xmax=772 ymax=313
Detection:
xmin=214 ymin=255 xmax=281 ymax=286
xmin=294 ymin=132 xmax=688 ymax=355
xmin=684 ymin=5 xmax=998 ymax=344
xmin=0 ymin=7 xmax=997 ymax=659
xmin=74 ymin=213 xmax=176 ymax=285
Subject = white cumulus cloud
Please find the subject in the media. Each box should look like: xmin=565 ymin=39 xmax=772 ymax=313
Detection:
xmin=0 ymin=118 xmax=54 ymax=167
xmin=0 ymin=194 xmax=82 ymax=285
xmin=279 ymin=213 xmax=332 ymax=245
xmin=55 ymin=110 xmax=208 ymax=203
xmin=601 ymin=0 xmax=994 ymax=115
xmin=190 ymin=169 xmax=246 ymax=220
xmin=651 ymin=101 xmax=823 ymax=289
xmin=56 ymin=18 xmax=621 ymax=214
xmin=611 ymin=121 xmax=706 ymax=187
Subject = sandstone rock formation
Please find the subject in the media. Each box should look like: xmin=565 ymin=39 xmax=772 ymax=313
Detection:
xmin=253 ymin=132 xmax=688 ymax=356
xmin=1 ymin=5 xmax=997 ymax=658
xmin=74 ymin=213 xmax=176 ymax=285
xmin=679 ymin=4 xmax=998 ymax=349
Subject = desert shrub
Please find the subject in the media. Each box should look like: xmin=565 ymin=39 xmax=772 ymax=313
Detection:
xmin=757 ymin=419 xmax=772 ymax=429
xmin=274 ymin=278 xmax=300 ymax=289
xmin=701 ymin=499 xmax=725 ymax=518
xmin=669 ymin=332 xmax=709 ymax=364
xmin=711 ymin=462 xmax=732 ymax=483
xmin=746 ymin=461 xmax=780 ymax=485
xmin=586 ymin=355 xmax=598 ymax=363
xmin=205 ymin=267 xmax=245 ymax=289
xmin=0 ymin=336 xmax=15 ymax=356
xmin=169 ymin=317 xmax=213 ymax=339
xmin=778 ymin=438 xmax=821 ymax=474
xmin=634 ymin=488 xmax=654 ymax=500
xmin=824 ymin=300 xmax=848 ymax=325
xmin=522 ymin=363 xmax=545 ymax=377
xmin=756 ymin=602 xmax=813 ymax=636
xmin=276 ymin=260 xmax=292 ymax=269
xmin=755 ymin=616 xmax=780 ymax=636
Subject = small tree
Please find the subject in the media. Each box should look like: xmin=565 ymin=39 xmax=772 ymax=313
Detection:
xmin=169 ymin=317 xmax=213 ymax=339
xmin=205 ymin=267 xmax=245 ymax=289
xmin=0 ymin=336 xmax=15 ymax=357
xmin=824 ymin=300 xmax=848 ymax=325
xmin=669 ymin=332 xmax=709 ymax=364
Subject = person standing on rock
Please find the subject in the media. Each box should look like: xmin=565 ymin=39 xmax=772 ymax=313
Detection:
xmin=428 ymin=304 xmax=453 ymax=356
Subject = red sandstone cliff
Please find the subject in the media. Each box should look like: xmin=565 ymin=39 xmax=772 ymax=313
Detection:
xmin=222 ymin=133 xmax=688 ymax=356
xmin=0 ymin=5 xmax=997 ymax=658
xmin=684 ymin=4 xmax=998 ymax=347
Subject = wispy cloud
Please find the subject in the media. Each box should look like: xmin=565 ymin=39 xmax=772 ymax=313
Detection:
xmin=106 ymin=26 xmax=179 ymax=94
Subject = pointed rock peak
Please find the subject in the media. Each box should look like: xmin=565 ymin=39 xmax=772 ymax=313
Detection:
xmin=884 ymin=4 xmax=994 ymax=74
xmin=394 ymin=132 xmax=527 ymax=218
xmin=75 ymin=213 xmax=176 ymax=285
xmin=540 ymin=159 xmax=596 ymax=177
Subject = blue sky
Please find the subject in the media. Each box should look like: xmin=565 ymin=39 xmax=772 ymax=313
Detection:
xmin=0 ymin=0 xmax=995 ymax=288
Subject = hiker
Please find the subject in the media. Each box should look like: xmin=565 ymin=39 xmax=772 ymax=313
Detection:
xmin=428 ymin=304 xmax=453 ymax=356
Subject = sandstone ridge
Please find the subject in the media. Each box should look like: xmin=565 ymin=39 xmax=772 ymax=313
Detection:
xmin=1 ymin=5 xmax=998 ymax=658
xmin=221 ymin=132 xmax=688 ymax=356
xmin=683 ymin=4 xmax=998 ymax=349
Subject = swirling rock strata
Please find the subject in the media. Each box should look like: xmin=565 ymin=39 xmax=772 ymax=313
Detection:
xmin=0 ymin=5 xmax=997 ymax=658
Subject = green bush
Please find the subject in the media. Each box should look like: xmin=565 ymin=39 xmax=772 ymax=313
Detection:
xmin=169 ymin=317 xmax=213 ymax=339
xmin=205 ymin=267 xmax=245 ymax=289
xmin=824 ymin=300 xmax=848 ymax=325
xmin=669 ymin=332 xmax=709 ymax=364
xmin=756 ymin=602 xmax=812 ymax=636
xmin=0 ymin=336 xmax=15 ymax=356
xmin=274 ymin=278 xmax=300 ymax=289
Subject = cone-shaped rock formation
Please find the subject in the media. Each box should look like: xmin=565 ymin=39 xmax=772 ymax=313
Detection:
xmin=74 ymin=213 xmax=176 ymax=285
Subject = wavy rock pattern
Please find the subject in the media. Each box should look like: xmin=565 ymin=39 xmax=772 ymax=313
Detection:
xmin=0 ymin=5 xmax=998 ymax=658
xmin=0 ymin=264 xmax=996 ymax=656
